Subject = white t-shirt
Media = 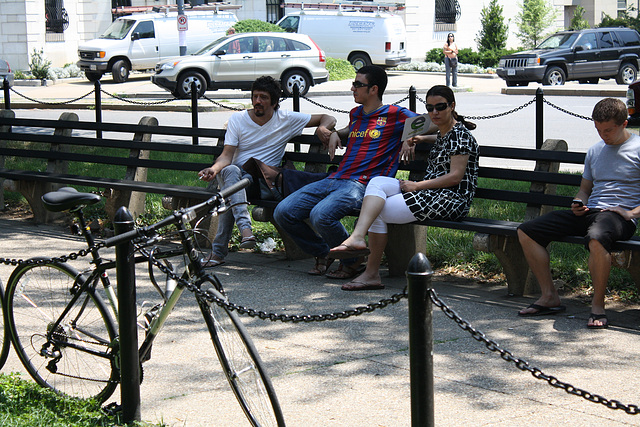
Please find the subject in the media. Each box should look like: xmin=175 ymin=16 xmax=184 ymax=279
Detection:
xmin=225 ymin=109 xmax=312 ymax=167
xmin=583 ymin=133 xmax=640 ymax=210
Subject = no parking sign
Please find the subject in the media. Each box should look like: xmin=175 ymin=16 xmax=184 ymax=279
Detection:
xmin=177 ymin=14 xmax=188 ymax=31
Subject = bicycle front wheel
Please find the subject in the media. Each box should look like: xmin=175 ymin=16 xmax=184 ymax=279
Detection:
xmin=0 ymin=281 xmax=11 ymax=370
xmin=198 ymin=284 xmax=285 ymax=427
xmin=5 ymin=260 xmax=118 ymax=402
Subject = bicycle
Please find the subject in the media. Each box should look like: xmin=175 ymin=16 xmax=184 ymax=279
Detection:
xmin=2 ymin=179 xmax=285 ymax=427
xmin=0 ymin=280 xmax=9 ymax=370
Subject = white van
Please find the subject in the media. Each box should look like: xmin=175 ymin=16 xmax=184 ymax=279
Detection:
xmin=77 ymin=10 xmax=237 ymax=83
xmin=277 ymin=9 xmax=409 ymax=70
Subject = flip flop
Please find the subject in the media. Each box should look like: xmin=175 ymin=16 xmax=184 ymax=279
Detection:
xmin=239 ymin=235 xmax=257 ymax=249
xmin=341 ymin=280 xmax=385 ymax=291
xmin=200 ymin=254 xmax=225 ymax=268
xmin=518 ymin=303 xmax=566 ymax=317
xmin=328 ymin=244 xmax=370 ymax=259
xmin=325 ymin=258 xmax=366 ymax=279
xmin=308 ymin=257 xmax=334 ymax=276
xmin=587 ymin=313 xmax=609 ymax=329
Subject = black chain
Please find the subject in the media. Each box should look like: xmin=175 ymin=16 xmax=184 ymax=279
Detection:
xmin=202 ymin=95 xmax=245 ymax=111
xmin=417 ymin=94 xmax=538 ymax=120
xmin=9 ymin=87 xmax=96 ymax=105
xmin=100 ymin=89 xmax=175 ymax=106
xmin=430 ymin=289 xmax=640 ymax=415
xmin=543 ymin=98 xmax=594 ymax=121
xmin=300 ymin=95 xmax=350 ymax=114
xmin=0 ymin=241 xmax=104 ymax=267
xmin=392 ymin=94 xmax=410 ymax=105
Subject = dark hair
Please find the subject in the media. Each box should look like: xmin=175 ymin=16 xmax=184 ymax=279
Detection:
xmin=592 ymin=97 xmax=627 ymax=125
xmin=251 ymin=76 xmax=282 ymax=110
xmin=357 ymin=65 xmax=388 ymax=100
xmin=426 ymin=85 xmax=476 ymax=130
xmin=447 ymin=33 xmax=455 ymax=46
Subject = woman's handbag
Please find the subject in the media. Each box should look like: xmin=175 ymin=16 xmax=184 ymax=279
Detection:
xmin=449 ymin=57 xmax=458 ymax=67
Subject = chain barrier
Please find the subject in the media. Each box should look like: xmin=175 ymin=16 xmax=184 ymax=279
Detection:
xmin=300 ymin=94 xmax=350 ymax=114
xmin=417 ymin=94 xmax=538 ymax=120
xmin=202 ymin=94 xmax=245 ymax=111
xmin=430 ymin=288 xmax=640 ymax=415
xmin=543 ymin=97 xmax=594 ymax=121
xmin=0 ymin=242 xmax=104 ymax=267
xmin=9 ymin=86 xmax=96 ymax=106
xmin=100 ymin=89 xmax=175 ymax=106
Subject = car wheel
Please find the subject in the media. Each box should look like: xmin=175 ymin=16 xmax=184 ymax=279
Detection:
xmin=85 ymin=72 xmax=102 ymax=82
xmin=588 ymin=78 xmax=599 ymax=84
xmin=282 ymin=70 xmax=311 ymax=96
xmin=542 ymin=66 xmax=565 ymax=85
xmin=349 ymin=53 xmax=371 ymax=71
xmin=177 ymin=71 xmax=206 ymax=99
xmin=111 ymin=60 xmax=130 ymax=83
xmin=506 ymin=81 xmax=518 ymax=87
xmin=616 ymin=63 xmax=637 ymax=85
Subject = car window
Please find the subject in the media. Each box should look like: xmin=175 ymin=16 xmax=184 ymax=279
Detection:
xmin=134 ymin=21 xmax=155 ymax=39
xmin=597 ymin=31 xmax=618 ymax=48
xmin=616 ymin=30 xmax=640 ymax=47
xmin=537 ymin=33 xmax=579 ymax=49
xmin=577 ymin=33 xmax=597 ymax=50
xmin=290 ymin=40 xmax=312 ymax=51
xmin=100 ymin=19 xmax=135 ymax=40
xmin=219 ymin=37 xmax=255 ymax=54
xmin=279 ymin=16 xmax=300 ymax=32
xmin=258 ymin=36 xmax=289 ymax=53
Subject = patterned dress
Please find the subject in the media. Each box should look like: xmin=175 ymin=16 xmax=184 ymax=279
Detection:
xmin=403 ymin=121 xmax=479 ymax=221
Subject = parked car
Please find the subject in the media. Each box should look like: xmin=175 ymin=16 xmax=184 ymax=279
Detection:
xmin=626 ymin=78 xmax=640 ymax=127
xmin=151 ymin=32 xmax=329 ymax=98
xmin=496 ymin=28 xmax=640 ymax=86
xmin=0 ymin=59 xmax=14 ymax=87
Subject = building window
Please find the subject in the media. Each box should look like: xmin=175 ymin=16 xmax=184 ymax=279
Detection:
xmin=45 ymin=0 xmax=68 ymax=41
xmin=618 ymin=0 xmax=627 ymax=18
xmin=435 ymin=0 xmax=460 ymax=32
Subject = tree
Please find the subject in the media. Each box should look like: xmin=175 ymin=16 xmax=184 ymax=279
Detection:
xmin=476 ymin=0 xmax=509 ymax=52
xmin=569 ymin=6 xmax=590 ymax=30
xmin=515 ymin=0 xmax=558 ymax=49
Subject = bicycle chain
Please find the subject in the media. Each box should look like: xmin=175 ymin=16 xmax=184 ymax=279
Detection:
xmin=430 ymin=289 xmax=640 ymax=415
xmin=9 ymin=86 xmax=96 ymax=105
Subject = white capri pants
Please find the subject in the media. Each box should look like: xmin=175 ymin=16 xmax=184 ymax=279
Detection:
xmin=365 ymin=176 xmax=418 ymax=233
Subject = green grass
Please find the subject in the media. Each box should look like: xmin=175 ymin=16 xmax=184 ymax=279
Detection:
xmin=0 ymin=373 xmax=162 ymax=426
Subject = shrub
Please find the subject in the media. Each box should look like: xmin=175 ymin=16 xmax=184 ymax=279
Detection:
xmin=326 ymin=57 xmax=355 ymax=81
xmin=457 ymin=48 xmax=481 ymax=67
xmin=234 ymin=19 xmax=284 ymax=33
xmin=425 ymin=47 xmax=444 ymax=64
xmin=48 ymin=64 xmax=83 ymax=81
xmin=29 ymin=48 xmax=51 ymax=80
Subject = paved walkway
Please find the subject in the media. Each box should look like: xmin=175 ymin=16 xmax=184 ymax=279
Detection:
xmin=0 ymin=216 xmax=639 ymax=426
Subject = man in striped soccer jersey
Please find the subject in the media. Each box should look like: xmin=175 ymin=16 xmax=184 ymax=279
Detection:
xmin=274 ymin=66 xmax=419 ymax=280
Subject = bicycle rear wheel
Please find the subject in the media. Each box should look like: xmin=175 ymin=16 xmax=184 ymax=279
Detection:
xmin=0 ymin=281 xmax=11 ymax=370
xmin=5 ymin=260 xmax=118 ymax=402
xmin=198 ymin=283 xmax=285 ymax=427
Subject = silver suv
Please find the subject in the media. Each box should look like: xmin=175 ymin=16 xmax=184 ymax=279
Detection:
xmin=497 ymin=28 xmax=640 ymax=86
xmin=151 ymin=32 xmax=329 ymax=98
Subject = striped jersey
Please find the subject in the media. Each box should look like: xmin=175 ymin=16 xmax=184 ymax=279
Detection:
xmin=328 ymin=104 xmax=417 ymax=184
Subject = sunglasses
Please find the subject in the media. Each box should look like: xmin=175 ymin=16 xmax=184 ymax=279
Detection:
xmin=425 ymin=102 xmax=450 ymax=112
xmin=352 ymin=81 xmax=372 ymax=88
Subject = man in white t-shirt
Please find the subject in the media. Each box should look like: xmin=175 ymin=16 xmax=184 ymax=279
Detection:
xmin=517 ymin=98 xmax=640 ymax=329
xmin=198 ymin=76 xmax=336 ymax=267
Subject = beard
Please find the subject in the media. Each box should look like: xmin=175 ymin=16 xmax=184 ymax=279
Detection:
xmin=254 ymin=106 xmax=265 ymax=116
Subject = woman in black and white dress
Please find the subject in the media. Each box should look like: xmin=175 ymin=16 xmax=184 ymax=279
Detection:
xmin=329 ymin=85 xmax=479 ymax=291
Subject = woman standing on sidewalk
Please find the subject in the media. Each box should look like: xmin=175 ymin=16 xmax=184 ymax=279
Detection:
xmin=328 ymin=85 xmax=479 ymax=290
xmin=443 ymin=33 xmax=459 ymax=87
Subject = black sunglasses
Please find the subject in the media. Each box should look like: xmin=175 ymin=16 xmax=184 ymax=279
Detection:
xmin=352 ymin=81 xmax=372 ymax=88
xmin=425 ymin=102 xmax=450 ymax=112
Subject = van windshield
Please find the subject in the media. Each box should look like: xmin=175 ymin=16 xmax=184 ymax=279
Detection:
xmin=537 ymin=33 xmax=579 ymax=49
xmin=194 ymin=35 xmax=230 ymax=55
xmin=100 ymin=19 xmax=136 ymax=40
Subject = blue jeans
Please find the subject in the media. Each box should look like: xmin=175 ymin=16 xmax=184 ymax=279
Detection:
xmin=212 ymin=165 xmax=252 ymax=259
xmin=274 ymin=178 xmax=366 ymax=260
xmin=445 ymin=56 xmax=457 ymax=87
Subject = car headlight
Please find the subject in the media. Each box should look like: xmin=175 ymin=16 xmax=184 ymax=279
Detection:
xmin=498 ymin=59 xmax=505 ymax=67
xmin=527 ymin=57 xmax=540 ymax=66
xmin=159 ymin=61 xmax=181 ymax=71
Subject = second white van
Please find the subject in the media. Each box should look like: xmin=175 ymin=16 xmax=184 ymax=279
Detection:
xmin=77 ymin=10 xmax=237 ymax=83
xmin=277 ymin=9 xmax=409 ymax=70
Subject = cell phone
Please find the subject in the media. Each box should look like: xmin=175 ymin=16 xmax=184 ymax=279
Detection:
xmin=572 ymin=200 xmax=584 ymax=207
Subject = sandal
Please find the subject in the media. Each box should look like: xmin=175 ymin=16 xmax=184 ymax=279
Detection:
xmin=308 ymin=256 xmax=334 ymax=276
xmin=239 ymin=235 xmax=257 ymax=249
xmin=200 ymin=253 xmax=225 ymax=268
xmin=325 ymin=258 xmax=366 ymax=280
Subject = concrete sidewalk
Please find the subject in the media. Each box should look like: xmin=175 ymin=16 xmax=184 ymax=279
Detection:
xmin=3 ymin=70 xmax=628 ymax=112
xmin=1 ymin=215 xmax=639 ymax=426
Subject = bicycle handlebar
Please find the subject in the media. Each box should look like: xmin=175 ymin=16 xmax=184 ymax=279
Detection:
xmin=104 ymin=178 xmax=252 ymax=248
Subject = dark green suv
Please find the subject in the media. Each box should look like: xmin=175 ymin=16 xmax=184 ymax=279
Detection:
xmin=496 ymin=28 xmax=640 ymax=86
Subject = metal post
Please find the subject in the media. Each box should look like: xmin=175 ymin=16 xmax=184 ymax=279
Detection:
xmin=536 ymin=87 xmax=543 ymax=149
xmin=177 ymin=0 xmax=187 ymax=56
xmin=293 ymin=84 xmax=300 ymax=151
xmin=3 ymin=79 xmax=9 ymax=110
xmin=95 ymin=80 xmax=102 ymax=139
xmin=113 ymin=206 xmax=141 ymax=423
xmin=191 ymin=81 xmax=199 ymax=145
xmin=407 ymin=252 xmax=434 ymax=427
xmin=409 ymin=85 xmax=417 ymax=112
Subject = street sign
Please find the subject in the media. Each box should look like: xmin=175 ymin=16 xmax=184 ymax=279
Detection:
xmin=177 ymin=14 xmax=188 ymax=31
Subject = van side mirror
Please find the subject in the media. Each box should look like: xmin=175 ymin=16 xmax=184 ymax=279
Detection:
xmin=131 ymin=32 xmax=140 ymax=41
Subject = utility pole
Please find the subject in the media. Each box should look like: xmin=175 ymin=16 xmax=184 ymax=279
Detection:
xmin=177 ymin=0 xmax=187 ymax=56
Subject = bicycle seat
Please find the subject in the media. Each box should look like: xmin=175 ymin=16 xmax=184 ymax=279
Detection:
xmin=42 ymin=187 xmax=102 ymax=212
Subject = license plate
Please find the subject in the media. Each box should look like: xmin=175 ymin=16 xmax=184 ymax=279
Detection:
xmin=90 ymin=65 xmax=97 ymax=71
xmin=507 ymin=69 xmax=515 ymax=76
